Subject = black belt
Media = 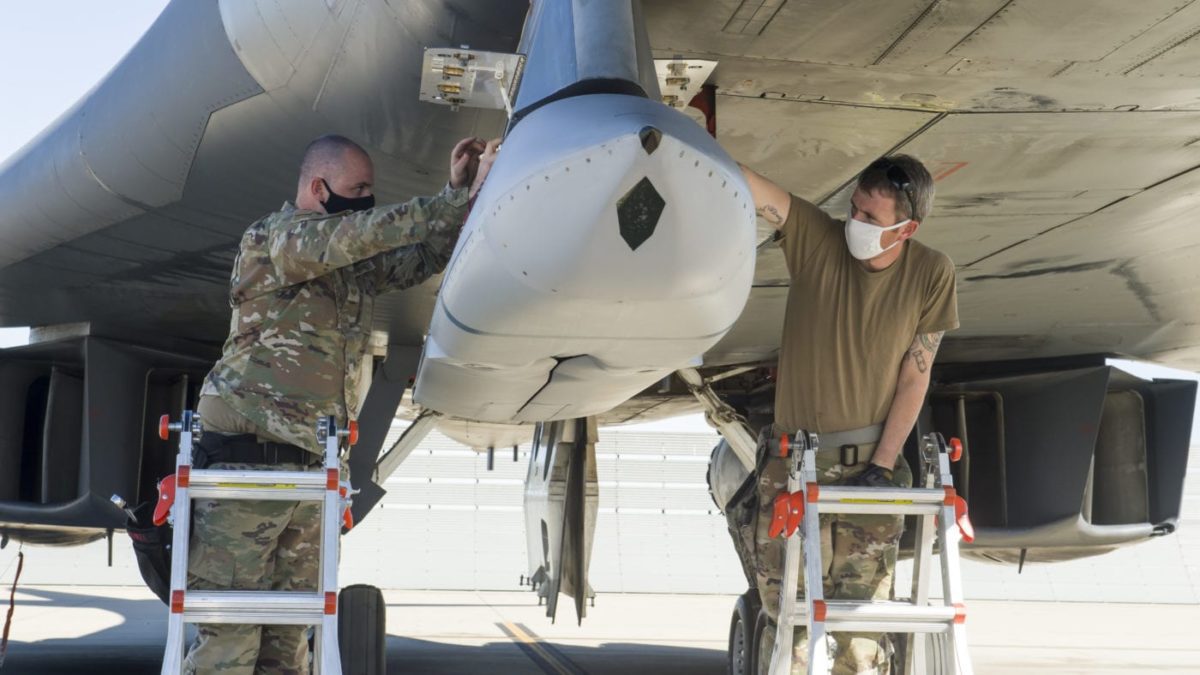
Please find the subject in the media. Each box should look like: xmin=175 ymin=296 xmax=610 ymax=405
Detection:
xmin=193 ymin=432 xmax=321 ymax=468
xmin=764 ymin=424 xmax=884 ymax=466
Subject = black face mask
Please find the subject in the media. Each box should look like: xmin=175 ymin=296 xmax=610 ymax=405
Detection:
xmin=321 ymin=179 xmax=375 ymax=213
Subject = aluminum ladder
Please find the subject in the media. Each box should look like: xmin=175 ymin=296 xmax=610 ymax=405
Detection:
xmin=767 ymin=431 xmax=974 ymax=674
xmin=156 ymin=410 xmax=356 ymax=674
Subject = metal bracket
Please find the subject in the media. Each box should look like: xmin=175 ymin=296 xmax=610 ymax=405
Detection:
xmin=676 ymin=367 xmax=756 ymax=470
xmin=374 ymin=410 xmax=441 ymax=484
xmin=419 ymin=47 xmax=525 ymax=115
xmin=654 ymin=58 xmax=718 ymax=109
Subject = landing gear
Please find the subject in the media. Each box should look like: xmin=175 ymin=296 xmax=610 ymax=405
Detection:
xmin=727 ymin=589 xmax=761 ymax=675
xmin=750 ymin=606 xmax=772 ymax=675
xmin=338 ymin=583 xmax=386 ymax=675
xmin=892 ymin=632 xmax=952 ymax=675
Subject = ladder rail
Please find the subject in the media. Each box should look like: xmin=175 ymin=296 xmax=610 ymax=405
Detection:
xmin=316 ymin=416 xmax=345 ymax=675
xmin=158 ymin=412 xmax=348 ymax=675
xmin=161 ymin=411 xmax=196 ymax=675
xmin=908 ymin=451 xmax=940 ymax=674
xmin=936 ymin=450 xmax=973 ymax=675
xmin=771 ymin=438 xmax=810 ymax=675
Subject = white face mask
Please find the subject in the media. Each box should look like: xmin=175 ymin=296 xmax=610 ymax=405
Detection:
xmin=844 ymin=212 xmax=909 ymax=261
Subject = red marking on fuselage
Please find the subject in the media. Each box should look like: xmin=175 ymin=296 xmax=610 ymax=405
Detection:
xmin=933 ymin=162 xmax=968 ymax=182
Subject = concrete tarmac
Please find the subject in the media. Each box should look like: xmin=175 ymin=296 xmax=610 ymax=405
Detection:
xmin=3 ymin=585 xmax=1199 ymax=674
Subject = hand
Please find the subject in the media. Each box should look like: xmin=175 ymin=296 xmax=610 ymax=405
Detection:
xmin=449 ymin=136 xmax=485 ymax=189
xmin=844 ymin=463 xmax=898 ymax=488
xmin=469 ymin=138 xmax=502 ymax=200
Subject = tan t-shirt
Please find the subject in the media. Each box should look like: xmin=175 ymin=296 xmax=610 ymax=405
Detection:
xmin=773 ymin=195 xmax=959 ymax=434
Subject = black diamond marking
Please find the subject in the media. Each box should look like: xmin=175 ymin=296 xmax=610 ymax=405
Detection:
xmin=617 ymin=177 xmax=665 ymax=251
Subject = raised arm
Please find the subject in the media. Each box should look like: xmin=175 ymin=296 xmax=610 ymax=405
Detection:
xmin=740 ymin=163 xmax=792 ymax=230
xmin=268 ymin=190 xmax=469 ymax=288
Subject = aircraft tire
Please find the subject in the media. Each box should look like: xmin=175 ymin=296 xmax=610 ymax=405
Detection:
xmin=891 ymin=631 xmax=952 ymax=674
xmin=923 ymin=631 xmax=951 ymax=674
xmin=338 ymin=583 xmax=386 ymax=675
xmin=750 ymin=606 xmax=773 ymax=675
xmin=728 ymin=589 xmax=760 ymax=675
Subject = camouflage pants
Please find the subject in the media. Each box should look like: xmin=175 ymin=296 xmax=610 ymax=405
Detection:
xmin=736 ymin=430 xmax=913 ymax=674
xmin=184 ymin=461 xmax=320 ymax=675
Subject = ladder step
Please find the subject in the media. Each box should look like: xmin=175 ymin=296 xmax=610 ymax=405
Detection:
xmin=187 ymin=469 xmax=330 ymax=502
xmin=179 ymin=591 xmax=331 ymax=625
xmin=810 ymin=486 xmax=947 ymax=516
xmin=789 ymin=600 xmax=961 ymax=633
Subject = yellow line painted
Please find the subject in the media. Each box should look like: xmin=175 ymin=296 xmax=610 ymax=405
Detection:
xmin=214 ymin=483 xmax=298 ymax=489
xmin=501 ymin=621 xmax=574 ymax=675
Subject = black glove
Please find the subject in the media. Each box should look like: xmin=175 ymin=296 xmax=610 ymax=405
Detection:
xmin=846 ymin=463 xmax=897 ymax=488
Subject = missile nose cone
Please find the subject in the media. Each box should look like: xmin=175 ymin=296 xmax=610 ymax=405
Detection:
xmin=639 ymin=126 xmax=662 ymax=155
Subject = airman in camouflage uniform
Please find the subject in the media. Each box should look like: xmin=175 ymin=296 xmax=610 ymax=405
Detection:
xmin=185 ymin=134 xmax=498 ymax=674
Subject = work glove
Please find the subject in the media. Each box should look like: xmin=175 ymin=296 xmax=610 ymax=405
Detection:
xmin=845 ymin=463 xmax=898 ymax=488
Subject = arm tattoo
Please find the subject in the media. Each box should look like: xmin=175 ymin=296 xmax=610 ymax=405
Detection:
xmin=919 ymin=331 xmax=944 ymax=356
xmin=906 ymin=343 xmax=928 ymax=374
xmin=906 ymin=331 xmax=944 ymax=375
xmin=756 ymin=204 xmax=784 ymax=226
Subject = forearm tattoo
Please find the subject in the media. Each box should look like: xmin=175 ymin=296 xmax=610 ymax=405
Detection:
xmin=756 ymin=204 xmax=784 ymax=226
xmin=906 ymin=331 xmax=944 ymax=375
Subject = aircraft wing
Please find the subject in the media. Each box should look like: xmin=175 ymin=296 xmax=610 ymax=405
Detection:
xmin=0 ymin=0 xmax=525 ymax=346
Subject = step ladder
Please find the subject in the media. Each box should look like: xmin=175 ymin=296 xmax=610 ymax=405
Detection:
xmin=155 ymin=410 xmax=357 ymax=675
xmin=767 ymin=431 xmax=974 ymax=674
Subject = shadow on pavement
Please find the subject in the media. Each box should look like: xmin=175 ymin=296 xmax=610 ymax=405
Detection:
xmin=4 ymin=588 xmax=727 ymax=675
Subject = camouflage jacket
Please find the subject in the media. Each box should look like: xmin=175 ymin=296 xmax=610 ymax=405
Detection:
xmin=200 ymin=184 xmax=469 ymax=454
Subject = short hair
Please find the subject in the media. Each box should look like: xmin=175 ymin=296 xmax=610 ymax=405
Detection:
xmin=298 ymin=134 xmax=368 ymax=183
xmin=857 ymin=154 xmax=934 ymax=223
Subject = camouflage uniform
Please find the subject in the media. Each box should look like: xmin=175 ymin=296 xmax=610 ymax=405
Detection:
xmin=186 ymin=185 xmax=469 ymax=674
xmin=202 ymin=185 xmax=469 ymax=453
xmin=726 ymin=428 xmax=912 ymax=674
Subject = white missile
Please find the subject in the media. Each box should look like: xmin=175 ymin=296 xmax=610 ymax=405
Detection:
xmin=413 ymin=93 xmax=756 ymax=423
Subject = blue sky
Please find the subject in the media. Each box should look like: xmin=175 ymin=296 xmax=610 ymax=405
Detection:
xmin=0 ymin=0 xmax=169 ymax=350
xmin=0 ymin=0 xmax=1196 ymax=439
xmin=0 ymin=1 xmax=169 ymax=166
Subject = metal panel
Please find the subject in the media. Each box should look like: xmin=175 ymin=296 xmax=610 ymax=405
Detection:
xmin=944 ymin=144 xmax=1200 ymax=367
xmin=947 ymin=0 xmax=1193 ymax=65
xmin=1092 ymin=390 xmax=1150 ymax=525
xmin=646 ymin=0 xmax=942 ymax=68
xmin=82 ymin=339 xmax=149 ymax=506
xmin=900 ymin=112 xmax=1200 ymax=219
xmin=938 ymin=366 xmax=1111 ymax=528
xmin=714 ymin=97 xmax=938 ymax=206
xmin=0 ymin=362 xmax=43 ymax=501
xmin=1140 ymin=380 xmax=1197 ymax=524
xmin=704 ymin=286 xmax=787 ymax=367
xmin=40 ymin=369 xmax=83 ymax=503
xmin=914 ymin=214 xmax=1071 ymax=268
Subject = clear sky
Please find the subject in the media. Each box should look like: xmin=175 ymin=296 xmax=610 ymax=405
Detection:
xmin=0 ymin=0 xmax=169 ymax=166
xmin=0 ymin=1 xmax=167 ymax=350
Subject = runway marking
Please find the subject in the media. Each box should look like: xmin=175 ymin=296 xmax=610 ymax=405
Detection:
xmin=497 ymin=621 xmax=587 ymax=675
